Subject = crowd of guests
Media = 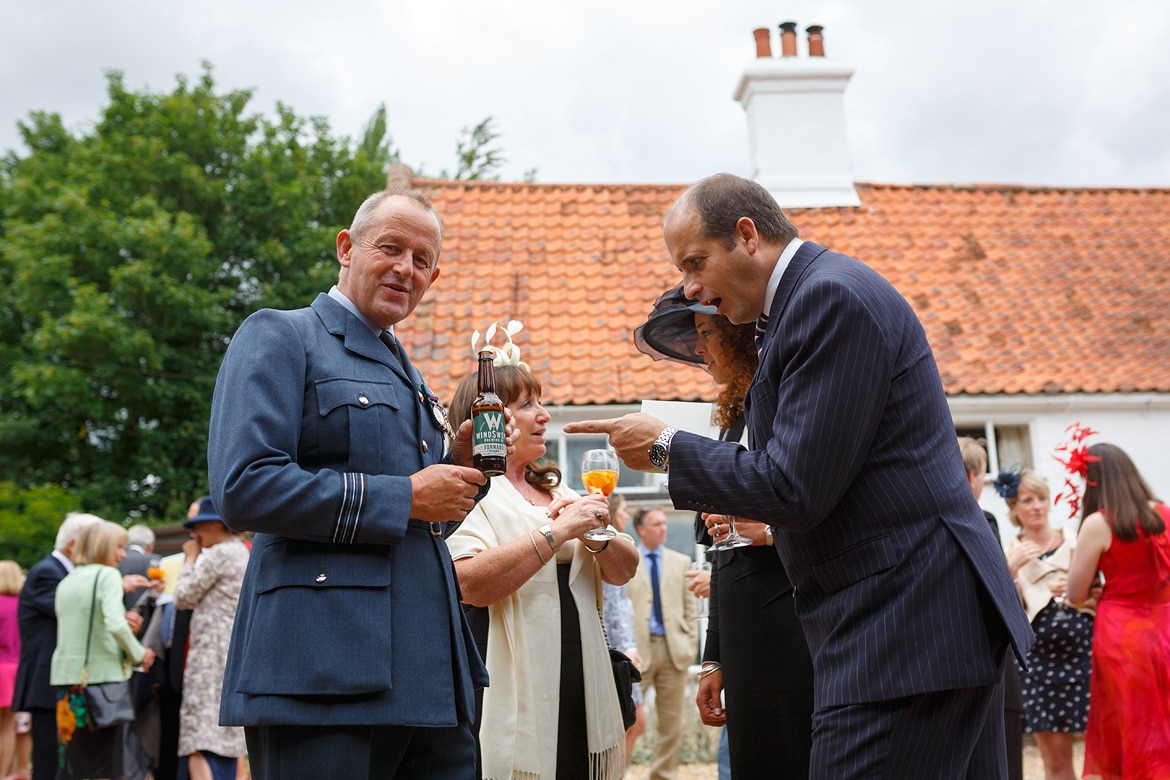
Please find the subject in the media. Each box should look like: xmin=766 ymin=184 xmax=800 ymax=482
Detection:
xmin=4 ymin=178 xmax=1170 ymax=780
xmin=1 ymin=500 xmax=247 ymax=780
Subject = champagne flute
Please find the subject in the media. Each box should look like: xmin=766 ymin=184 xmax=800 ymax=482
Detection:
xmin=581 ymin=449 xmax=619 ymax=541
xmin=709 ymin=514 xmax=752 ymax=551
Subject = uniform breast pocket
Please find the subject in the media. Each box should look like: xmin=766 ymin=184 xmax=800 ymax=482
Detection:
xmin=312 ymin=378 xmax=404 ymax=466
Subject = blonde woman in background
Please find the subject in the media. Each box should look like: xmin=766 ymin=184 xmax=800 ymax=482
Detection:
xmin=51 ymin=520 xmax=155 ymax=780
xmin=1001 ymin=470 xmax=1093 ymax=780
xmin=0 ymin=560 xmax=26 ymax=779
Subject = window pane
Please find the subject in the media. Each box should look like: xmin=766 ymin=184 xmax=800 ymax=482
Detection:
xmin=995 ymin=425 xmax=1032 ymax=471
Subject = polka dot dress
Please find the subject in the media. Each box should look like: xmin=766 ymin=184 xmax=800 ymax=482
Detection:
xmin=1018 ymin=600 xmax=1092 ymax=733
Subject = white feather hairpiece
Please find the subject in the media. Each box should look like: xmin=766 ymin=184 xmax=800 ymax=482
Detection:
xmin=471 ymin=320 xmax=528 ymax=370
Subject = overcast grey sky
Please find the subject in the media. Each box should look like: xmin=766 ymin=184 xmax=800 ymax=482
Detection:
xmin=3 ymin=0 xmax=1169 ymax=188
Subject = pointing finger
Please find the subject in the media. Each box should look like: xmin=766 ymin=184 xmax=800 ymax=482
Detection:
xmin=562 ymin=418 xmax=617 ymax=435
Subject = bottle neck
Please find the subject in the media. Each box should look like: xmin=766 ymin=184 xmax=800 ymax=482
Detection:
xmin=477 ymin=353 xmax=496 ymax=393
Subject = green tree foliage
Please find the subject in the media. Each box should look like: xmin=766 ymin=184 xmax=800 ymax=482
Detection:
xmin=442 ymin=116 xmax=508 ymax=181
xmin=0 ymin=482 xmax=80 ymax=569
xmin=0 ymin=64 xmax=398 ymax=526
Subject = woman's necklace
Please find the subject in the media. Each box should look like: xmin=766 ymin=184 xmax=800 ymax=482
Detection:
xmin=511 ymin=478 xmax=548 ymax=507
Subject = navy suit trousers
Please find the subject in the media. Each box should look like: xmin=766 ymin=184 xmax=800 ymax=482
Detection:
xmin=245 ymin=722 xmax=476 ymax=780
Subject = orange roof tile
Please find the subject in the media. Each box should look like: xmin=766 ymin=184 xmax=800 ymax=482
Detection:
xmin=398 ymin=180 xmax=1170 ymax=406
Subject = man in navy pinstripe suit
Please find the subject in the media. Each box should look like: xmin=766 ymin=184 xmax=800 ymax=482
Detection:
xmin=567 ymin=173 xmax=1034 ymax=778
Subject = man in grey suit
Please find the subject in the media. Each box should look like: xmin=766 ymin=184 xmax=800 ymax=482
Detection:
xmin=626 ymin=507 xmax=697 ymax=780
xmin=208 ymin=188 xmax=500 ymax=779
xmin=567 ymin=174 xmax=1033 ymax=778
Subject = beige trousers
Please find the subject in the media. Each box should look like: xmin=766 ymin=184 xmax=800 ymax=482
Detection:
xmin=639 ymin=634 xmax=689 ymax=780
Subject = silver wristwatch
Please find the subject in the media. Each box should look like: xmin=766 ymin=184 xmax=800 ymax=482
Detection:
xmin=648 ymin=427 xmax=677 ymax=472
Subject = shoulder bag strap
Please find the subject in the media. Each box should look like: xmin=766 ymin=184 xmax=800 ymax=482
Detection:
xmin=81 ymin=572 xmax=99 ymax=687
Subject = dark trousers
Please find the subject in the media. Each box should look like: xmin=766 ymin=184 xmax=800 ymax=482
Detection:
xmin=245 ymin=722 xmax=476 ymax=780
xmin=810 ymin=671 xmax=1006 ymax=778
xmin=29 ymin=708 xmax=57 ymax=780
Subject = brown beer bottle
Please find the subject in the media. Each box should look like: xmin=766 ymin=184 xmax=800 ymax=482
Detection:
xmin=471 ymin=350 xmax=507 ymax=476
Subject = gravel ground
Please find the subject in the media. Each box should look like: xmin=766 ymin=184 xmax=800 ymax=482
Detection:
xmin=625 ymin=736 xmax=1085 ymax=779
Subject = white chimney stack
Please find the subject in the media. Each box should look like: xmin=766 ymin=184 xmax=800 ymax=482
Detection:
xmin=734 ymin=23 xmax=860 ymax=208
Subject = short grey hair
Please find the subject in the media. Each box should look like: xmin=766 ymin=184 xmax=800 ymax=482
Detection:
xmin=126 ymin=524 xmax=155 ymax=548
xmin=348 ymin=188 xmax=443 ymax=264
xmin=55 ymin=512 xmax=103 ymax=552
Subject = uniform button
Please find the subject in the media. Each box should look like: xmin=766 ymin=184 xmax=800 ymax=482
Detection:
xmin=358 ymin=395 xmax=369 ymax=406
xmin=422 ymin=440 xmax=429 ymax=453
xmin=316 ymin=571 xmax=327 ymax=583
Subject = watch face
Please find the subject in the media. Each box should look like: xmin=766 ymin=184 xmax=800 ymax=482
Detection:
xmin=649 ymin=444 xmax=667 ymax=469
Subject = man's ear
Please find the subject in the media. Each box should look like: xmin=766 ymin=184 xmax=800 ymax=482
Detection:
xmin=337 ymin=230 xmax=353 ymax=267
xmin=735 ymin=216 xmax=759 ymax=254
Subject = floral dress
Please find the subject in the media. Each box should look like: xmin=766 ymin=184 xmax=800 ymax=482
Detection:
xmin=174 ymin=537 xmax=249 ymax=758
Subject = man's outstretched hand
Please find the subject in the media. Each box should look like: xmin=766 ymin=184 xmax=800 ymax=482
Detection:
xmin=562 ymin=413 xmax=668 ymax=472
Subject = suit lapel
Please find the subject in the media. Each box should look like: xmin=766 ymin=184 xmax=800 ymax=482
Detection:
xmin=766 ymin=241 xmax=827 ymax=326
xmin=744 ymin=241 xmax=828 ymax=445
xmin=312 ymin=294 xmax=407 ymax=380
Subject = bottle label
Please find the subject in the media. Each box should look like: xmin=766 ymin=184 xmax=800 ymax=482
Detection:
xmin=472 ymin=410 xmax=507 ymax=457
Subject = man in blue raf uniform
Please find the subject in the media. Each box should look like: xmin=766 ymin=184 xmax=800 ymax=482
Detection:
xmin=208 ymin=189 xmax=501 ymax=779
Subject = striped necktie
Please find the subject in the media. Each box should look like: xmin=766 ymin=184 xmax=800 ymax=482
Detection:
xmin=754 ymin=311 xmax=770 ymax=353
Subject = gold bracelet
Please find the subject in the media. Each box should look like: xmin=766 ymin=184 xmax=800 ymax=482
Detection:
xmin=528 ymin=530 xmax=550 ymax=565
xmin=583 ymin=540 xmax=609 ymax=554
xmin=538 ymin=523 xmax=560 ymax=554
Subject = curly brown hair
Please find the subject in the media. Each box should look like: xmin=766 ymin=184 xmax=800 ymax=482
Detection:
xmin=706 ymin=316 xmax=758 ymax=431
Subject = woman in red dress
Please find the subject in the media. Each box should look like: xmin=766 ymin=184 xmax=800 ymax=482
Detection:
xmin=1068 ymin=443 xmax=1170 ymax=780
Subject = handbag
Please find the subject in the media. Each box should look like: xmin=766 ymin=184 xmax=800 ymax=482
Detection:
xmin=597 ymin=597 xmax=642 ymax=731
xmin=608 ymin=646 xmax=641 ymax=731
xmin=80 ymin=574 xmax=135 ymax=730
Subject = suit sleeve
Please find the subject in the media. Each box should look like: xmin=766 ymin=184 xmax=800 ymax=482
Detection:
xmin=208 ymin=310 xmax=412 ymax=546
xmin=22 ymin=564 xmax=60 ymax=618
xmin=669 ymin=274 xmax=894 ymax=533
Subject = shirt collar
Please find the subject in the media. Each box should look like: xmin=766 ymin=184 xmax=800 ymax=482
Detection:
xmin=761 ymin=237 xmax=803 ymax=320
xmin=328 ymin=285 xmax=392 ymax=338
xmin=52 ymin=548 xmax=75 ymax=573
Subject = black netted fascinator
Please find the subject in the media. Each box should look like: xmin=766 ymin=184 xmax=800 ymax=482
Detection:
xmin=633 ymin=284 xmax=718 ymax=366
xmin=993 ymin=470 xmax=1021 ymax=499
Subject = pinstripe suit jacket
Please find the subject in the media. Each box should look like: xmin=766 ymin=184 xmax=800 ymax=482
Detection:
xmin=669 ymin=242 xmax=1033 ymax=708
xmin=208 ymin=293 xmax=488 ymax=727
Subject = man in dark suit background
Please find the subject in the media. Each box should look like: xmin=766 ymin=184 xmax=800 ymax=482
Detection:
xmin=118 ymin=524 xmax=160 ymax=611
xmin=12 ymin=513 xmax=101 ymax=780
xmin=567 ymin=173 xmax=1034 ymax=778
xmin=208 ymin=188 xmax=498 ymax=779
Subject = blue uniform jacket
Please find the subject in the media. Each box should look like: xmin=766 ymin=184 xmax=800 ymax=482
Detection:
xmin=668 ymin=242 xmax=1034 ymax=708
xmin=208 ymin=293 xmax=488 ymax=727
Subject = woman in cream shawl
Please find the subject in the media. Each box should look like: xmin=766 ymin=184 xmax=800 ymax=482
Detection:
xmin=448 ymin=352 xmax=638 ymax=780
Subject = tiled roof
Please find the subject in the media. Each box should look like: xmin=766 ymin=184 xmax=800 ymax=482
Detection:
xmin=398 ymin=180 xmax=1170 ymax=406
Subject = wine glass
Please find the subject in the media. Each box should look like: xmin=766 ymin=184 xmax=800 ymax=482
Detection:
xmin=1047 ymin=574 xmax=1071 ymax=622
xmin=709 ymin=514 xmax=752 ymax=551
xmin=581 ymin=449 xmax=619 ymax=541
xmin=688 ymin=560 xmax=711 ymax=619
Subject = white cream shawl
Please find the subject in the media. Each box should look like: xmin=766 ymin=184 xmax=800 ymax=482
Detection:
xmin=447 ymin=477 xmax=625 ymax=780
